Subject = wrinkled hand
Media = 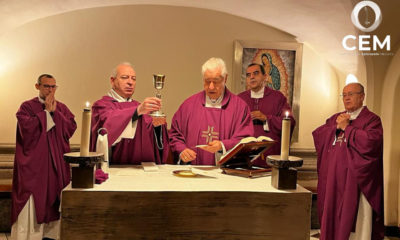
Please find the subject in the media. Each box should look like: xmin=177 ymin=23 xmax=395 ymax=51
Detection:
xmin=137 ymin=97 xmax=161 ymax=115
xmin=336 ymin=113 xmax=350 ymax=130
xmin=152 ymin=116 xmax=166 ymax=127
xmin=250 ymin=111 xmax=267 ymax=122
xmin=200 ymin=140 xmax=222 ymax=153
xmin=180 ymin=148 xmax=197 ymax=163
xmin=45 ymin=93 xmax=57 ymax=112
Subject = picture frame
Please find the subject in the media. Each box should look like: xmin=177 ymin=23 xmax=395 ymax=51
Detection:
xmin=232 ymin=40 xmax=303 ymax=142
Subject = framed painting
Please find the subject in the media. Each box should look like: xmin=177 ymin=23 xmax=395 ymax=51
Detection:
xmin=232 ymin=40 xmax=303 ymax=142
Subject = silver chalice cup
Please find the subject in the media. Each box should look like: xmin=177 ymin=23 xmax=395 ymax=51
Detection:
xmin=151 ymin=74 xmax=165 ymax=117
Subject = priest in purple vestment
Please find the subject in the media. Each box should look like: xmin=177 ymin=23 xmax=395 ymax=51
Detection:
xmin=11 ymin=74 xmax=77 ymax=240
xmin=169 ymin=57 xmax=253 ymax=165
xmin=90 ymin=62 xmax=168 ymax=164
xmin=238 ymin=63 xmax=295 ymax=167
xmin=313 ymin=83 xmax=384 ymax=240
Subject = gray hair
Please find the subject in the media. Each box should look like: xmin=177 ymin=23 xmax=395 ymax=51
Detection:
xmin=111 ymin=62 xmax=133 ymax=78
xmin=37 ymin=74 xmax=54 ymax=84
xmin=201 ymin=57 xmax=227 ymax=78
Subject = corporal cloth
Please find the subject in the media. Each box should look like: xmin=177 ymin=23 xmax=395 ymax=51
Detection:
xmin=11 ymin=97 xmax=76 ymax=225
xmin=312 ymin=107 xmax=384 ymax=240
xmin=238 ymin=87 xmax=295 ymax=167
xmin=169 ymin=88 xmax=253 ymax=165
xmin=90 ymin=94 xmax=168 ymax=164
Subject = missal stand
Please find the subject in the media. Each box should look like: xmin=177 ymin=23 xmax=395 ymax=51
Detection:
xmin=267 ymin=155 xmax=303 ymax=189
xmin=64 ymin=152 xmax=104 ymax=188
xmin=217 ymin=141 xmax=275 ymax=178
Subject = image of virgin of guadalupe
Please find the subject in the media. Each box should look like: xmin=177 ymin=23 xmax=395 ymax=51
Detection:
xmin=261 ymin=53 xmax=281 ymax=90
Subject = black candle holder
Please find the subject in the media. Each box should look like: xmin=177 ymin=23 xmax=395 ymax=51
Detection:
xmin=64 ymin=152 xmax=104 ymax=188
xmin=267 ymin=155 xmax=303 ymax=189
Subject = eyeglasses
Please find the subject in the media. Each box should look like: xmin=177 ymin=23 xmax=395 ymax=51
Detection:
xmin=41 ymin=84 xmax=58 ymax=89
xmin=340 ymin=92 xmax=362 ymax=98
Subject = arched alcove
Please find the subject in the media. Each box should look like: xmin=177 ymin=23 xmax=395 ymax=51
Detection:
xmin=0 ymin=5 xmax=340 ymax=148
xmin=390 ymin=78 xmax=400 ymax=225
xmin=381 ymin=45 xmax=400 ymax=226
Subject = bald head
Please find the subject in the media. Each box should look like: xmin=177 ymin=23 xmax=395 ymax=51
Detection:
xmin=345 ymin=83 xmax=364 ymax=93
xmin=110 ymin=62 xmax=136 ymax=99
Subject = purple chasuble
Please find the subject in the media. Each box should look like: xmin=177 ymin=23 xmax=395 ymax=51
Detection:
xmin=12 ymin=97 xmax=76 ymax=224
xmin=312 ymin=107 xmax=384 ymax=240
xmin=238 ymin=87 xmax=295 ymax=167
xmin=90 ymin=96 xmax=168 ymax=164
xmin=169 ymin=88 xmax=253 ymax=165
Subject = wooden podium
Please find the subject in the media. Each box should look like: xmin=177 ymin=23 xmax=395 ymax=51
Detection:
xmin=217 ymin=141 xmax=275 ymax=177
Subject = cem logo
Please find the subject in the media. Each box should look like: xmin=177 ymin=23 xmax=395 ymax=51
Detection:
xmin=342 ymin=0 xmax=390 ymax=51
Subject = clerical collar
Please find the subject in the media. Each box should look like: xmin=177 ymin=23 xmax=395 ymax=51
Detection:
xmin=250 ymin=87 xmax=264 ymax=99
xmin=108 ymin=89 xmax=132 ymax=102
xmin=38 ymin=96 xmax=45 ymax=104
xmin=205 ymin=91 xmax=224 ymax=108
xmin=347 ymin=106 xmax=364 ymax=120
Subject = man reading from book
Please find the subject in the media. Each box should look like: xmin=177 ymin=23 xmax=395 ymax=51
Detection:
xmin=169 ymin=57 xmax=254 ymax=165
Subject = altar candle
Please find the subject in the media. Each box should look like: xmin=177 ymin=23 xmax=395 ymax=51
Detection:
xmin=280 ymin=111 xmax=290 ymax=160
xmin=80 ymin=101 xmax=91 ymax=157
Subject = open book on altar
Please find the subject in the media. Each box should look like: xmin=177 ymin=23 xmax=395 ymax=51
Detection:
xmin=217 ymin=136 xmax=276 ymax=177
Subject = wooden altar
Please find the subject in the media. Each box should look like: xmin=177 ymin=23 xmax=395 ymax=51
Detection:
xmin=60 ymin=165 xmax=311 ymax=240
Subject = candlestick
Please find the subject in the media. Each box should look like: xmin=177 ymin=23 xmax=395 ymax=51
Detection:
xmin=280 ymin=111 xmax=290 ymax=160
xmin=80 ymin=101 xmax=91 ymax=157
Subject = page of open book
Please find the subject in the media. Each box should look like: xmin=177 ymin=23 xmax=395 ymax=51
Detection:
xmin=219 ymin=136 xmax=274 ymax=163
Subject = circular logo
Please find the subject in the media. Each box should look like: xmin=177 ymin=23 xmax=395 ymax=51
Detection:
xmin=351 ymin=1 xmax=382 ymax=32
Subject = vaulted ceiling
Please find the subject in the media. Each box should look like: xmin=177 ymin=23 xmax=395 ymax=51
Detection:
xmin=1 ymin=0 xmax=398 ymax=74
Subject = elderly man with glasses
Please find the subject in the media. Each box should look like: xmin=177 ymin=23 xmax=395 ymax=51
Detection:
xmin=11 ymin=74 xmax=77 ymax=240
xmin=313 ymin=83 xmax=384 ymax=240
xmin=169 ymin=57 xmax=253 ymax=165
